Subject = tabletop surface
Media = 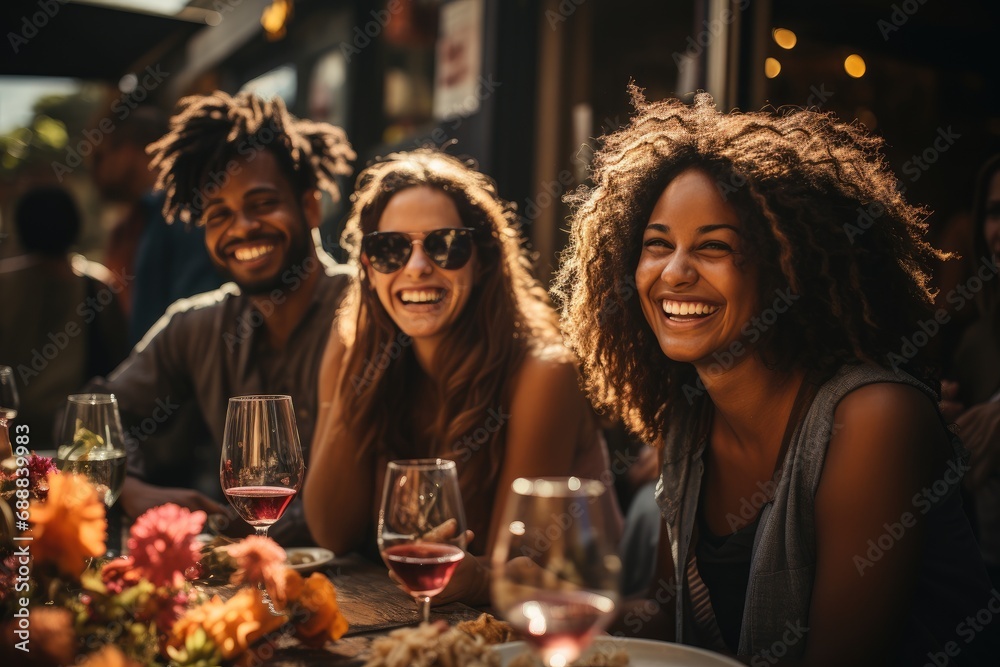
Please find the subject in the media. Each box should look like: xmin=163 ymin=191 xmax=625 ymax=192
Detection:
xmin=230 ymin=553 xmax=485 ymax=666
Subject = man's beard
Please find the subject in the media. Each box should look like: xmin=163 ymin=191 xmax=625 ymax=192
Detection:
xmin=229 ymin=229 xmax=313 ymax=296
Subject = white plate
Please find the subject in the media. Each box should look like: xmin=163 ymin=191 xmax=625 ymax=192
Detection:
xmin=493 ymin=637 xmax=743 ymax=667
xmin=285 ymin=547 xmax=335 ymax=572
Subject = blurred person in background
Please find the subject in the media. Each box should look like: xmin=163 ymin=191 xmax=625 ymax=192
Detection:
xmin=949 ymin=153 xmax=1000 ymax=588
xmin=85 ymin=91 xmax=355 ymax=546
xmin=0 ymin=186 xmax=128 ymax=451
xmin=91 ymin=105 xmax=224 ymax=345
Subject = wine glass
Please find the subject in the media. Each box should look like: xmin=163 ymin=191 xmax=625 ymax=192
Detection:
xmin=492 ymin=477 xmax=622 ymax=667
xmin=377 ymin=458 xmax=468 ymax=625
xmin=56 ymin=394 xmax=128 ymax=508
xmin=220 ymin=395 xmax=304 ymax=539
xmin=0 ymin=366 xmax=19 ymax=460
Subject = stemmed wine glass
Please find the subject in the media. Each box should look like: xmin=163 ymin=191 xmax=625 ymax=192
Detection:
xmin=56 ymin=394 xmax=128 ymax=509
xmin=492 ymin=477 xmax=622 ymax=667
xmin=220 ymin=395 xmax=304 ymax=539
xmin=0 ymin=366 xmax=19 ymax=460
xmin=377 ymin=459 xmax=468 ymax=625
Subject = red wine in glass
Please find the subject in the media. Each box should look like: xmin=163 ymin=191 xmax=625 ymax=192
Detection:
xmin=377 ymin=459 xmax=468 ymax=624
xmin=224 ymin=486 xmax=297 ymax=526
xmin=383 ymin=542 xmax=465 ymax=596
xmin=501 ymin=590 xmax=616 ymax=665
xmin=492 ymin=477 xmax=622 ymax=667
xmin=220 ymin=395 xmax=304 ymax=613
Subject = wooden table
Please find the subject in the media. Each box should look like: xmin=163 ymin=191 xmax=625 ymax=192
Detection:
xmin=232 ymin=554 xmax=485 ymax=666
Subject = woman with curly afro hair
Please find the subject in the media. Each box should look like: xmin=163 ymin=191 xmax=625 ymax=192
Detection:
xmin=305 ymin=148 xmax=618 ymax=606
xmin=554 ymin=89 xmax=997 ymax=665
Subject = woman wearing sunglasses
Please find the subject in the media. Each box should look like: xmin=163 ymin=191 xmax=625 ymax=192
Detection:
xmin=304 ymin=149 xmax=617 ymax=604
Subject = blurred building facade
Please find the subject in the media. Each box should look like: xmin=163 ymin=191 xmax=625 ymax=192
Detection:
xmin=1 ymin=0 xmax=998 ymax=283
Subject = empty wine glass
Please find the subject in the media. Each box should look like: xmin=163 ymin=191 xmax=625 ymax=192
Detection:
xmin=492 ymin=477 xmax=622 ymax=667
xmin=377 ymin=459 xmax=468 ymax=624
xmin=220 ymin=395 xmax=304 ymax=539
xmin=0 ymin=366 xmax=19 ymax=460
xmin=56 ymin=394 xmax=127 ymax=508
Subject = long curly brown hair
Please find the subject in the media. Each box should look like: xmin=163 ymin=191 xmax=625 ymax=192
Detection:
xmin=148 ymin=91 xmax=354 ymax=224
xmin=336 ymin=149 xmax=564 ymax=513
xmin=553 ymin=88 xmax=947 ymax=448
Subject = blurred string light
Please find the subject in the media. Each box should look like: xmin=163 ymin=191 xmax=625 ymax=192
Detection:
xmin=844 ymin=54 xmax=867 ymax=78
xmin=765 ymin=57 xmax=781 ymax=79
xmin=262 ymin=0 xmax=293 ymax=41
xmin=772 ymin=28 xmax=797 ymax=49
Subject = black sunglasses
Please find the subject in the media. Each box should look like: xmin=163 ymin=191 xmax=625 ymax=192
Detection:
xmin=362 ymin=227 xmax=477 ymax=273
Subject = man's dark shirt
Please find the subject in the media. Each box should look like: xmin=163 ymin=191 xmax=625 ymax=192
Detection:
xmin=86 ymin=259 xmax=352 ymax=545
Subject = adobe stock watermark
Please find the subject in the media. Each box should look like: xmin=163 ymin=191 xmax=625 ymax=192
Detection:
xmin=126 ymin=396 xmax=181 ymax=443
xmin=453 ymin=408 xmax=511 ymax=463
xmin=7 ymin=0 xmax=68 ymax=54
xmin=222 ymin=256 xmax=324 ymax=351
xmin=545 ymin=0 xmax=586 ymax=30
xmin=854 ymin=454 xmax=970 ymax=576
xmin=886 ymin=255 xmax=999 ymax=374
xmin=51 ymin=64 xmax=171 ymax=182
xmin=616 ymin=576 xmax=682 ymax=635
xmin=671 ymin=0 xmax=751 ymax=68
xmin=724 ymin=422 xmax=845 ymax=531
xmin=185 ymin=116 xmax=284 ymax=218
xmin=15 ymin=268 xmax=135 ymax=387
xmin=339 ymin=0 xmax=405 ymax=62
xmin=516 ymin=493 xmax=606 ymax=560
xmin=878 ymin=0 xmax=930 ymax=41
xmin=350 ymin=331 xmax=413 ymax=395
xmin=924 ymin=588 xmax=1000 ymax=667
xmin=749 ymin=620 xmax=810 ymax=666
xmin=715 ymin=83 xmax=834 ymax=201
xmin=683 ymin=288 xmax=801 ymax=404
xmin=407 ymin=76 xmax=503 ymax=150
xmin=843 ymin=125 xmax=962 ymax=244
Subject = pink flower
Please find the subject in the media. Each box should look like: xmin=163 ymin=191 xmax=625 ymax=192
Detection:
xmin=26 ymin=454 xmax=58 ymax=500
xmin=127 ymin=504 xmax=206 ymax=588
xmin=225 ymin=535 xmax=286 ymax=597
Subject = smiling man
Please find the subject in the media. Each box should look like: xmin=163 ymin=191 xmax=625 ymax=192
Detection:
xmin=82 ymin=91 xmax=355 ymax=545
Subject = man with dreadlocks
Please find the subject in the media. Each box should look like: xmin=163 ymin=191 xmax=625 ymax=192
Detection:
xmin=83 ymin=91 xmax=355 ymax=545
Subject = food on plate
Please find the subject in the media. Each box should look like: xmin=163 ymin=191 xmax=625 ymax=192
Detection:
xmin=456 ymin=613 xmax=516 ymax=645
xmin=363 ymin=621 xmax=499 ymax=667
xmin=506 ymin=643 xmax=629 ymax=667
xmin=288 ymin=550 xmax=316 ymax=566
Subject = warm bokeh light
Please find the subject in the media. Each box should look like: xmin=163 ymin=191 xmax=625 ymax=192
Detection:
xmin=844 ymin=54 xmax=867 ymax=78
xmin=772 ymin=28 xmax=797 ymax=49
xmin=765 ymin=58 xmax=782 ymax=79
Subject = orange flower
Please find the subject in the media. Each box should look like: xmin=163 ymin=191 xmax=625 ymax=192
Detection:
xmin=226 ymin=535 xmax=286 ymax=586
xmin=170 ymin=589 xmax=284 ymax=660
xmin=76 ymin=645 xmax=142 ymax=667
xmin=29 ymin=472 xmax=105 ymax=577
xmin=267 ymin=566 xmax=304 ymax=611
xmin=293 ymin=573 xmax=349 ymax=645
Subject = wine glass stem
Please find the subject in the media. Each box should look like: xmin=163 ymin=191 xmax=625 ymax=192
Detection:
xmin=419 ymin=595 xmax=431 ymax=624
xmin=255 ymin=526 xmax=269 ymax=538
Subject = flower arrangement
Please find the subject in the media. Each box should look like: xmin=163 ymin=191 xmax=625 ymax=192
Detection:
xmin=0 ymin=457 xmax=348 ymax=666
